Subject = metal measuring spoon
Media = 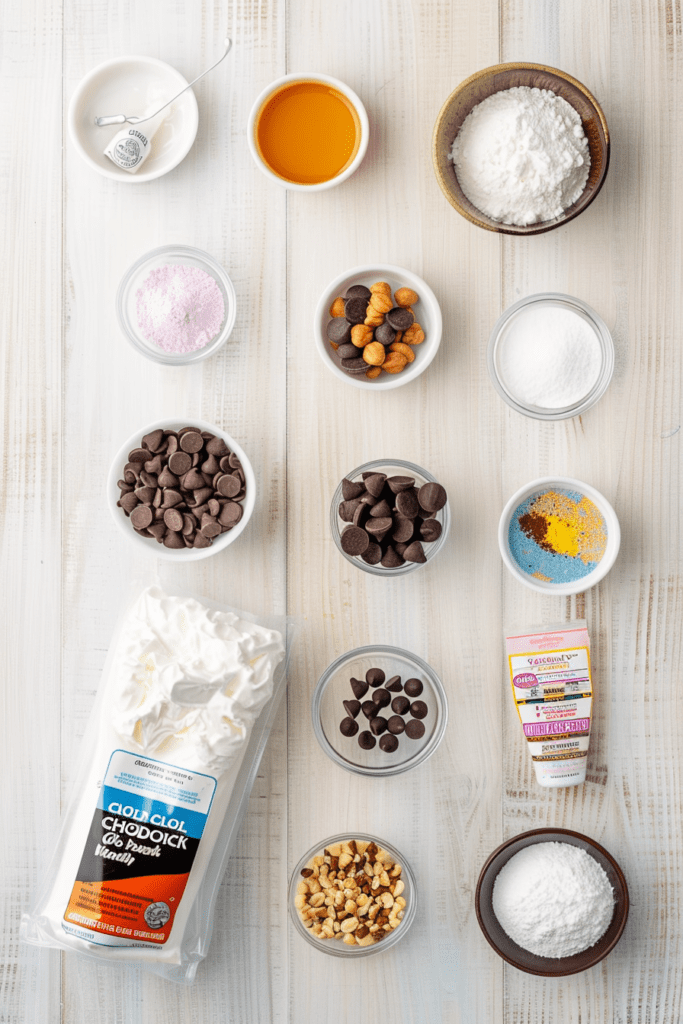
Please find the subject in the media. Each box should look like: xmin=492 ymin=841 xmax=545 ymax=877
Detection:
xmin=94 ymin=37 xmax=233 ymax=126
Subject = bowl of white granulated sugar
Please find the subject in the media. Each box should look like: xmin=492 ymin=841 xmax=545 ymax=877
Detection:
xmin=475 ymin=828 xmax=629 ymax=976
xmin=432 ymin=63 xmax=610 ymax=235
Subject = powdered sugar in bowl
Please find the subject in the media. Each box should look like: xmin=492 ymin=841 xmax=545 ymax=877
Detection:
xmin=116 ymin=245 xmax=236 ymax=365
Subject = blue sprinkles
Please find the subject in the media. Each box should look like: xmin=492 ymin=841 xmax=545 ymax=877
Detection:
xmin=508 ymin=492 xmax=601 ymax=584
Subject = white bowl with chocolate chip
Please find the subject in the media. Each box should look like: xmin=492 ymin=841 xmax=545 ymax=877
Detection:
xmin=106 ymin=418 xmax=256 ymax=561
xmin=314 ymin=264 xmax=442 ymax=390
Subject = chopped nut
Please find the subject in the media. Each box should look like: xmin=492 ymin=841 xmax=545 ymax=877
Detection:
xmin=392 ymin=879 xmax=405 ymax=898
xmin=294 ymin=894 xmax=307 ymax=910
xmin=341 ymin=916 xmax=359 ymax=933
xmin=296 ymin=881 xmax=309 ymax=895
xmin=343 ymin=933 xmax=357 ymax=945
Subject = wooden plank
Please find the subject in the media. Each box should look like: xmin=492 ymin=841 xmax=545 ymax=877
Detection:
xmin=285 ymin=0 xmax=503 ymax=1020
xmin=58 ymin=0 xmax=287 ymax=1021
xmin=0 ymin=1 xmax=64 ymax=1021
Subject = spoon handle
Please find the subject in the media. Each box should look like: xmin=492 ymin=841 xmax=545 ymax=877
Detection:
xmin=95 ymin=38 xmax=233 ymax=127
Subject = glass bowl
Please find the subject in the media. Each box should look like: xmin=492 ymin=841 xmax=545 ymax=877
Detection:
xmin=116 ymin=244 xmax=237 ymax=365
xmin=475 ymin=828 xmax=629 ymax=976
xmin=288 ymin=833 xmax=418 ymax=957
xmin=330 ymin=459 xmax=450 ymax=577
xmin=487 ymin=293 xmax=614 ymax=420
xmin=312 ymin=645 xmax=448 ymax=777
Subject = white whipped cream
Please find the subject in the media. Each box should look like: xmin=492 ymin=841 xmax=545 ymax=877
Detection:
xmin=111 ymin=586 xmax=284 ymax=774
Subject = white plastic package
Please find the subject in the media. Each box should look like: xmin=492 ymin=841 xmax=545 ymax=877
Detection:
xmin=21 ymin=583 xmax=290 ymax=983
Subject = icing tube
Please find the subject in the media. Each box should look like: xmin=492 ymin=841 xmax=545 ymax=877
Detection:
xmin=505 ymin=621 xmax=593 ymax=788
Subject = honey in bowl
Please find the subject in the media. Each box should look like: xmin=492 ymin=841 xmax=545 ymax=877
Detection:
xmin=255 ymin=80 xmax=361 ymax=185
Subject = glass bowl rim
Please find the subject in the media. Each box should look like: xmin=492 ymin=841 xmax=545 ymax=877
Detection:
xmin=312 ymin=643 xmax=449 ymax=777
xmin=288 ymin=831 xmax=418 ymax=957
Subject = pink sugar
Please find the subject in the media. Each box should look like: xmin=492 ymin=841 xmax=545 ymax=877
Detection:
xmin=136 ymin=264 xmax=225 ymax=354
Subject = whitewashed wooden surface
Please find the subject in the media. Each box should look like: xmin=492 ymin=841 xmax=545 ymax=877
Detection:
xmin=2 ymin=0 xmax=682 ymax=1021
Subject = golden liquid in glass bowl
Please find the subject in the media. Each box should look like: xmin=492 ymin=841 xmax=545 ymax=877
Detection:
xmin=255 ymin=80 xmax=361 ymax=185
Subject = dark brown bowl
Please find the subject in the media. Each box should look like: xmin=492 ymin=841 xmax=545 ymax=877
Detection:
xmin=432 ymin=63 xmax=610 ymax=235
xmin=475 ymin=828 xmax=629 ymax=976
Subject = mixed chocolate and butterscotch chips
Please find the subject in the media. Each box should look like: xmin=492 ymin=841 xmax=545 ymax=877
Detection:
xmin=339 ymin=668 xmax=429 ymax=751
xmin=327 ymin=281 xmax=426 ymax=381
xmin=116 ymin=427 xmax=246 ymax=549
xmin=295 ymin=840 xmax=406 ymax=946
xmin=338 ymin=472 xmax=447 ymax=569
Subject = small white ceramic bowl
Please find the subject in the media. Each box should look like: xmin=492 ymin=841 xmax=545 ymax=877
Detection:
xmin=314 ymin=265 xmax=442 ymax=390
xmin=116 ymin=245 xmax=237 ymax=365
xmin=247 ymin=73 xmax=369 ymax=191
xmin=68 ymin=56 xmax=199 ymax=183
xmin=499 ymin=476 xmax=620 ymax=595
xmin=106 ymin=419 xmax=256 ymax=561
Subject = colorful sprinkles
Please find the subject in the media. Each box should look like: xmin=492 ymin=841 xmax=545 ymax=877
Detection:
xmin=508 ymin=488 xmax=608 ymax=584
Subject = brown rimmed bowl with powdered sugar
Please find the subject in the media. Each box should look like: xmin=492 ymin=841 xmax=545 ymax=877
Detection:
xmin=432 ymin=63 xmax=610 ymax=236
xmin=475 ymin=828 xmax=629 ymax=976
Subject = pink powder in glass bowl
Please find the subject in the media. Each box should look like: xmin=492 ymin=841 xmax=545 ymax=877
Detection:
xmin=116 ymin=245 xmax=236 ymax=366
xmin=136 ymin=264 xmax=225 ymax=353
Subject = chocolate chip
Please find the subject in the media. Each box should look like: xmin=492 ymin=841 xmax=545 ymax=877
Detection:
xmin=405 ymin=719 xmax=425 ymax=740
xmin=340 ymin=717 xmax=359 ymax=737
xmin=141 ymin=428 xmax=164 ymax=452
xmin=369 ymin=499 xmax=392 ymax=518
xmin=342 ymin=479 xmax=364 ymax=500
xmin=345 ymin=284 xmax=371 ymax=300
xmin=128 ymin=447 xmax=148 ymax=463
xmin=420 ymin=518 xmax=442 ymax=542
xmin=163 ymin=508 xmax=184 ymax=532
xmin=343 ymin=699 xmax=361 ymax=719
xmin=130 ymin=505 xmax=152 ymax=530
xmin=361 ymin=700 xmax=376 ymax=720
xmin=339 ymin=499 xmax=361 ymax=522
xmin=404 ymin=541 xmax=427 ymax=564
xmin=372 ymin=688 xmax=391 ymax=709
xmin=344 ymin=296 xmax=368 ymax=324
xmin=386 ymin=306 xmax=414 ymax=330
xmin=206 ymin=436 xmax=230 ymax=457
xmin=327 ymin=317 xmax=352 ymax=344
xmin=365 ymin=517 xmax=393 ymax=539
xmin=370 ymin=716 xmax=387 ymax=735
xmin=386 ymin=676 xmax=402 ymax=692
xmin=361 ymin=542 xmax=382 ymax=564
xmin=404 ymin=678 xmax=423 ymax=698
xmin=366 ymin=668 xmax=385 ymax=688
xmin=341 ymin=356 xmax=369 ymax=374
xmin=350 ymin=678 xmax=369 ymax=700
xmin=387 ymin=715 xmax=405 ymax=735
xmin=381 ymin=546 xmax=404 ymax=568
xmin=341 ymin=525 xmax=370 ymax=556
xmin=337 ymin=342 xmax=358 ymax=360
xmin=216 ymin=474 xmax=241 ymax=498
xmin=180 ymin=430 xmax=203 ymax=453
xmin=387 ymin=476 xmax=416 ymax=493
xmin=168 ymin=451 xmax=192 ymax=475
xmin=163 ymin=530 xmax=185 ymax=549
xmin=364 ymin=473 xmax=387 ymax=497
xmin=379 ymin=733 xmax=399 ymax=752
xmin=358 ymin=730 xmax=376 ymax=750
xmin=374 ymin=322 xmax=396 ymax=345
xmin=418 ymin=482 xmax=448 ymax=513
xmin=410 ymin=700 xmax=429 ymax=719
xmin=391 ymin=696 xmax=410 ymax=716
xmin=392 ymin=516 xmax=414 ymax=543
xmin=118 ymin=491 xmax=138 ymax=514
xmin=396 ymin=489 xmax=419 ymax=518
xmin=218 ymin=502 xmax=242 ymax=526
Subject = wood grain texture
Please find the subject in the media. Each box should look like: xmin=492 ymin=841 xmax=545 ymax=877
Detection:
xmin=2 ymin=0 xmax=683 ymax=1022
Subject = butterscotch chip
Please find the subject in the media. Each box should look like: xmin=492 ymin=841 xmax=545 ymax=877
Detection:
xmin=394 ymin=287 xmax=419 ymax=307
xmin=382 ymin=351 xmax=408 ymax=374
xmin=351 ymin=324 xmax=373 ymax=348
xmin=329 ymin=296 xmax=345 ymax=317
xmin=364 ymin=308 xmax=384 ymax=327
xmin=403 ymin=323 xmax=425 ymax=345
xmin=365 ymin=366 xmax=382 ymax=379
xmin=369 ymin=291 xmax=393 ymax=314
xmin=389 ymin=341 xmax=415 ymax=363
xmin=370 ymin=281 xmax=391 ymax=294
xmin=363 ymin=342 xmax=386 ymax=366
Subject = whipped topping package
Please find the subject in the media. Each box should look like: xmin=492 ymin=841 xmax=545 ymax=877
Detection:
xmin=22 ymin=585 xmax=288 ymax=983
